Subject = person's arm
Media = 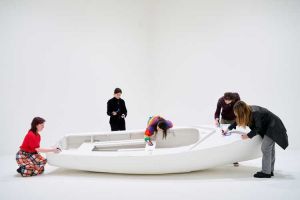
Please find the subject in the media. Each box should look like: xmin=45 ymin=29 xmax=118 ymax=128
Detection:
xmin=122 ymin=100 xmax=127 ymax=118
xmin=107 ymin=100 xmax=114 ymax=116
xmin=36 ymin=147 xmax=60 ymax=153
xmin=26 ymin=134 xmax=60 ymax=153
xmin=221 ymin=121 xmax=237 ymax=135
xmin=247 ymin=130 xmax=257 ymax=138
xmin=228 ymin=122 xmax=237 ymax=130
xmin=144 ymin=129 xmax=153 ymax=145
xmin=247 ymin=114 xmax=261 ymax=138
xmin=214 ymin=99 xmax=222 ymax=125
xmin=145 ymin=117 xmax=162 ymax=145
xmin=144 ymin=129 xmax=151 ymax=141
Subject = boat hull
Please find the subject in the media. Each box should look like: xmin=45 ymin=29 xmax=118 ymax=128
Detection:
xmin=46 ymin=127 xmax=262 ymax=174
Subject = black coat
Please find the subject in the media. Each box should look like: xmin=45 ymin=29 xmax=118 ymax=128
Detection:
xmin=107 ymin=97 xmax=127 ymax=123
xmin=229 ymin=105 xmax=288 ymax=150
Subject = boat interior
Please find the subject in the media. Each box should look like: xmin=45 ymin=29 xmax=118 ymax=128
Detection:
xmin=57 ymin=128 xmax=211 ymax=152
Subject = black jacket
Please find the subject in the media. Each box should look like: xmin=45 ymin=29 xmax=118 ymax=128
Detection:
xmin=107 ymin=97 xmax=127 ymax=122
xmin=228 ymin=105 xmax=288 ymax=150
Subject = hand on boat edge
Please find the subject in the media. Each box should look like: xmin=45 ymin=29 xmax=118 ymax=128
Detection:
xmin=241 ymin=134 xmax=249 ymax=140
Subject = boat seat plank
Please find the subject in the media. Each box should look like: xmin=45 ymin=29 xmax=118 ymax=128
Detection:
xmin=93 ymin=139 xmax=145 ymax=148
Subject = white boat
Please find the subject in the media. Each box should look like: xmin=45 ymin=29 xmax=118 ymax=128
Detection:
xmin=46 ymin=126 xmax=262 ymax=174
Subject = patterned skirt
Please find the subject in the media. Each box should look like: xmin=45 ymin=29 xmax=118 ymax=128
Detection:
xmin=16 ymin=150 xmax=47 ymax=177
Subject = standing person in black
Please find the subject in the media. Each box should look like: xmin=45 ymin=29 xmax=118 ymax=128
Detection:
xmin=107 ymin=88 xmax=127 ymax=131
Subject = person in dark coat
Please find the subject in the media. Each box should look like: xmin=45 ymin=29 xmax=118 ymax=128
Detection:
xmin=224 ymin=101 xmax=288 ymax=178
xmin=214 ymin=92 xmax=240 ymax=126
xmin=107 ymin=88 xmax=127 ymax=131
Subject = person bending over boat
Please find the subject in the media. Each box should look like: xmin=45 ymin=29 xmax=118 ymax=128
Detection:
xmin=223 ymin=101 xmax=288 ymax=178
xmin=144 ymin=115 xmax=173 ymax=146
xmin=16 ymin=117 xmax=61 ymax=177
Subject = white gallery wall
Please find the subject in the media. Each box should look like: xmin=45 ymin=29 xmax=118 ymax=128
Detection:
xmin=0 ymin=0 xmax=299 ymax=155
xmin=149 ymin=0 xmax=300 ymax=146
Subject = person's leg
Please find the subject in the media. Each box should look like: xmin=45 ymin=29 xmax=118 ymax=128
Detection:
xmin=221 ymin=119 xmax=239 ymax=167
xmin=16 ymin=155 xmax=35 ymax=177
xmin=30 ymin=154 xmax=47 ymax=175
xmin=31 ymin=153 xmax=47 ymax=166
xmin=22 ymin=167 xmax=35 ymax=177
xmin=16 ymin=150 xmax=24 ymax=174
xmin=271 ymin=143 xmax=276 ymax=174
xmin=32 ymin=165 xmax=45 ymax=175
xmin=261 ymin=135 xmax=275 ymax=174
xmin=16 ymin=150 xmax=23 ymax=168
xmin=119 ymin=119 xmax=126 ymax=131
xmin=16 ymin=151 xmax=33 ymax=176
xmin=110 ymin=121 xmax=118 ymax=131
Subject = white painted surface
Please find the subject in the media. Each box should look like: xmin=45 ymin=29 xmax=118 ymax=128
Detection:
xmin=46 ymin=127 xmax=262 ymax=174
xmin=1 ymin=150 xmax=299 ymax=200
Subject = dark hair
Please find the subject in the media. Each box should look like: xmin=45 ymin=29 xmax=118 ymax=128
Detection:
xmin=157 ymin=120 xmax=169 ymax=139
xmin=30 ymin=117 xmax=45 ymax=133
xmin=224 ymin=92 xmax=239 ymax=101
xmin=114 ymin=88 xmax=122 ymax=94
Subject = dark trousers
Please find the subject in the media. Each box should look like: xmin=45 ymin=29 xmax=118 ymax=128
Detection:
xmin=110 ymin=118 xmax=126 ymax=131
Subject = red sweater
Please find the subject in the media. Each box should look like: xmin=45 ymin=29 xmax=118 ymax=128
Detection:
xmin=20 ymin=131 xmax=41 ymax=153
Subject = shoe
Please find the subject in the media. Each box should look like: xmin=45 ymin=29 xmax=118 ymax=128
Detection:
xmin=253 ymin=171 xmax=271 ymax=178
xmin=255 ymin=171 xmax=274 ymax=176
xmin=16 ymin=167 xmax=22 ymax=174
xmin=233 ymin=162 xmax=239 ymax=167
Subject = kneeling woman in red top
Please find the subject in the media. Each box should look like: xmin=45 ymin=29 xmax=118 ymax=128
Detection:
xmin=16 ymin=117 xmax=60 ymax=177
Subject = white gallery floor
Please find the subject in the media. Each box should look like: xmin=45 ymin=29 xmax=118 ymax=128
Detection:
xmin=1 ymin=149 xmax=299 ymax=200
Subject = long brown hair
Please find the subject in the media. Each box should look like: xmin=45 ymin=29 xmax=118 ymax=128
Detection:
xmin=30 ymin=117 xmax=45 ymax=133
xmin=233 ymin=101 xmax=252 ymax=128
